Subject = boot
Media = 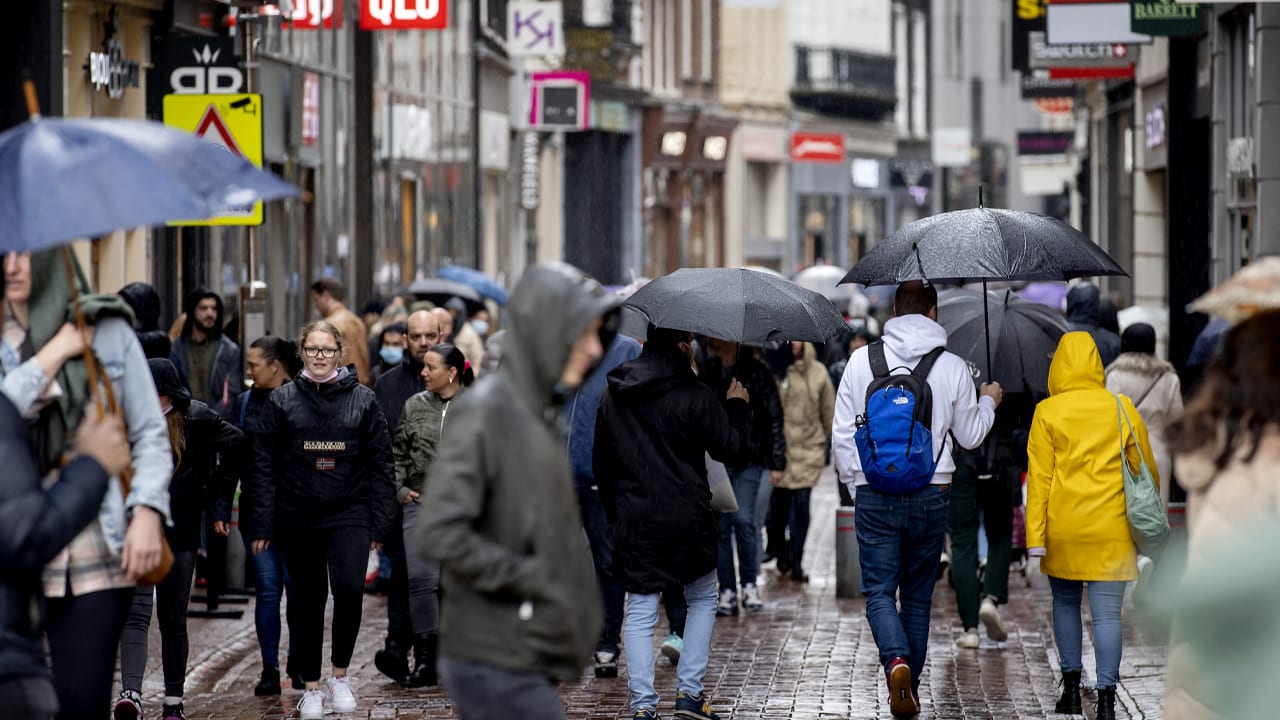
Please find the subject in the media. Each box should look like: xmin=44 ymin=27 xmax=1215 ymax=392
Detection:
xmin=1055 ymin=670 xmax=1082 ymax=714
xmin=1095 ymin=686 xmax=1117 ymax=720
xmin=399 ymin=634 xmax=438 ymax=688
xmin=375 ymin=640 xmax=410 ymax=683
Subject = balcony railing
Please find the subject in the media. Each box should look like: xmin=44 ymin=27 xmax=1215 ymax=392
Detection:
xmin=792 ymin=45 xmax=897 ymax=122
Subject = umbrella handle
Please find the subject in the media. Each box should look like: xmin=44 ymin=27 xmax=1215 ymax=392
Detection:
xmin=23 ymin=79 xmax=40 ymax=118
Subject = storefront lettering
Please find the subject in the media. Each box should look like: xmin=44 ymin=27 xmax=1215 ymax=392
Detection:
xmin=1133 ymin=2 xmax=1197 ymax=21
xmin=88 ymin=39 xmax=140 ymax=100
xmin=363 ymin=0 xmax=446 ymax=29
xmin=521 ymin=132 xmax=540 ymax=210
xmin=1145 ymin=103 xmax=1165 ymax=150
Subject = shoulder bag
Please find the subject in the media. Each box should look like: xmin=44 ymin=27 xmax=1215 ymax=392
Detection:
xmin=1115 ymin=395 xmax=1171 ymax=556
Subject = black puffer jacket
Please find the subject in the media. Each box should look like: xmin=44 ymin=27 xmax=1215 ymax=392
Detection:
xmin=595 ymin=349 xmax=752 ymax=593
xmin=701 ymin=349 xmax=787 ymax=472
xmin=374 ymin=358 xmax=426 ymax=434
xmin=0 ymin=394 xmax=109 ymax=681
xmin=149 ymin=358 xmax=246 ymax=551
xmin=249 ymin=367 xmax=396 ymax=543
xmin=1066 ymin=283 xmax=1121 ymax=367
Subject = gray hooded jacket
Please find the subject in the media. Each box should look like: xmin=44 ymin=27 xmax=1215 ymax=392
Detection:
xmin=415 ymin=263 xmax=619 ymax=681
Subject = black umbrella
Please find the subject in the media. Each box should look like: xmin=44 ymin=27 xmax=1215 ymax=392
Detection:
xmin=841 ymin=198 xmax=1128 ymax=377
xmin=624 ymin=267 xmax=847 ymax=345
xmin=937 ymin=288 xmax=1069 ymax=397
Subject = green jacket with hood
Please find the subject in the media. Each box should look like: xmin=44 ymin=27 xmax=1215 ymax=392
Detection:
xmin=414 ymin=262 xmax=619 ymax=681
xmin=393 ymin=386 xmax=466 ymax=503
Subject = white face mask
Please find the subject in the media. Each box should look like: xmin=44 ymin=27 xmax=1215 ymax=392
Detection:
xmin=471 ymin=319 xmax=490 ymax=337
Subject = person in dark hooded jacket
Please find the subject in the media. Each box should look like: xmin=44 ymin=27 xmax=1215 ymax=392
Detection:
xmin=0 ymin=394 xmax=130 ymax=720
xmin=414 ymin=262 xmax=619 ymax=720
xmin=594 ymin=326 xmax=753 ymax=720
xmin=119 ymin=282 xmax=173 ymax=361
xmin=170 ymin=288 xmax=242 ymax=416
xmin=113 ymin=359 xmax=245 ymax=720
xmin=248 ymin=320 xmax=395 ymax=719
xmin=1066 ymin=283 xmax=1121 ymax=367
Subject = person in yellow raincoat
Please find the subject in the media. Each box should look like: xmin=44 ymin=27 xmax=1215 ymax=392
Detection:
xmin=1026 ymin=331 xmax=1158 ymax=720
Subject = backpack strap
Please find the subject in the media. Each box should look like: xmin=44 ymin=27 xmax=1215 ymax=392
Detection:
xmin=238 ymin=390 xmax=251 ymax=429
xmin=867 ymin=341 xmax=891 ymax=378
xmin=911 ymin=346 xmax=946 ymax=381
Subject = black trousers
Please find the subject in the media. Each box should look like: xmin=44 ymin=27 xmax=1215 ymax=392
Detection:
xmin=119 ymin=549 xmax=199 ymax=697
xmin=45 ymin=587 xmax=134 ymax=720
xmin=281 ymin=525 xmax=370 ymax=682
xmin=382 ymin=503 xmax=413 ymax=652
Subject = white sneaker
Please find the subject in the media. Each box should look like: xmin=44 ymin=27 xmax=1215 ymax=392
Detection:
xmin=979 ymin=597 xmax=1008 ymax=642
xmin=742 ymin=583 xmax=763 ymax=612
xmin=327 ymin=676 xmax=358 ymax=713
xmin=716 ymin=588 xmax=738 ymax=616
xmin=297 ymin=689 xmax=325 ymax=720
xmin=956 ymin=628 xmax=980 ymax=649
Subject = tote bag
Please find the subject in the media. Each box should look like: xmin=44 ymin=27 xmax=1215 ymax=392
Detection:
xmin=1116 ymin=396 xmax=1171 ymax=556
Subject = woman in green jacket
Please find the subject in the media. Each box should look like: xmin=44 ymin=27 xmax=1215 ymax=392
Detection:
xmin=394 ymin=343 xmax=473 ymax=688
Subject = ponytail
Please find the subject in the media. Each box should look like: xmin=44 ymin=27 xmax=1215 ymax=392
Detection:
xmin=429 ymin=343 xmax=474 ymax=387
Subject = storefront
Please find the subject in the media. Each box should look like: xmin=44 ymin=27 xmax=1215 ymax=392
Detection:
xmin=730 ymin=124 xmax=788 ymax=271
xmin=788 ymin=131 xmax=894 ymax=274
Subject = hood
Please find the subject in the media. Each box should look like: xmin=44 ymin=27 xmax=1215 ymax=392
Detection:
xmin=607 ymin=350 xmax=690 ymax=398
xmin=502 ymin=263 xmax=622 ymax=406
xmin=148 ymin=358 xmax=192 ymax=409
xmin=119 ymin=282 xmax=163 ymax=331
xmin=881 ymin=314 xmax=949 ymax=365
xmin=1106 ymin=351 xmax=1175 ymax=378
xmin=791 ymin=342 xmax=819 ymax=372
xmin=1066 ymin=283 xmax=1101 ymax=326
xmin=1048 ymin=331 xmax=1105 ymax=396
xmin=181 ymin=287 xmax=224 ymax=339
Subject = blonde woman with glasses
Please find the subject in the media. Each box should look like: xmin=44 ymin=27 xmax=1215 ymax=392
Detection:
xmin=247 ymin=321 xmax=396 ymax=719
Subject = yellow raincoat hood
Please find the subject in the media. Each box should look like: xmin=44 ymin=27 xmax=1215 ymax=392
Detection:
xmin=1048 ymin=332 xmax=1106 ymax=396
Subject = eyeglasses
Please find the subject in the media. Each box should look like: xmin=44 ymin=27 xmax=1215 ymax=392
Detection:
xmin=302 ymin=346 xmax=340 ymax=359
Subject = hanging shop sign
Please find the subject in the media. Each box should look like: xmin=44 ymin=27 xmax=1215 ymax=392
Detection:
xmin=790 ymin=132 xmax=845 ymax=163
xmin=1012 ymin=0 xmax=1048 ymax=71
xmin=1130 ymin=0 xmax=1203 ymax=36
xmin=507 ymin=2 xmax=565 ymax=57
xmin=1020 ymin=74 xmax=1076 ymax=99
xmin=1047 ymin=0 xmax=1152 ymax=46
xmin=360 ymin=0 xmax=447 ymax=30
xmin=87 ymin=39 xmax=141 ymax=100
xmin=162 ymin=37 xmax=243 ymax=95
xmin=274 ymin=0 xmax=343 ymax=29
xmin=163 ymin=94 xmax=265 ymax=226
xmin=521 ymin=132 xmax=540 ymax=210
xmin=1017 ymin=131 xmax=1074 ymax=157
xmin=528 ymin=71 xmax=590 ymax=130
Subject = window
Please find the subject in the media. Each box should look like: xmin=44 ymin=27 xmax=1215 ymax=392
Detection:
xmin=700 ymin=0 xmax=713 ymax=82
xmin=680 ymin=0 xmax=693 ymax=80
xmin=893 ymin=3 xmax=908 ymax=133
xmin=911 ymin=9 xmax=928 ymax=137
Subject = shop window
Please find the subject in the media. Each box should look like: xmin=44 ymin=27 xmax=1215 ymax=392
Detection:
xmin=849 ymin=196 xmax=886 ymax=264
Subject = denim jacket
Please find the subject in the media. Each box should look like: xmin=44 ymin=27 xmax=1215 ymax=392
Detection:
xmin=1 ymin=318 xmax=172 ymax=554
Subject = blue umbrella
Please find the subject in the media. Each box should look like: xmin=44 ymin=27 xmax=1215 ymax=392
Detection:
xmin=437 ymin=265 xmax=509 ymax=306
xmin=0 ymin=115 xmax=297 ymax=253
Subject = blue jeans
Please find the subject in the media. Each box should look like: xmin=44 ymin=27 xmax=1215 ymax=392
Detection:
xmin=1048 ymin=577 xmax=1127 ymax=688
xmin=243 ymin=535 xmax=294 ymax=670
xmin=577 ymin=486 xmax=627 ymax=654
xmin=855 ymin=484 xmax=950 ymax=689
xmin=718 ymin=466 xmax=764 ymax=590
xmin=625 ymin=571 xmax=718 ymax=712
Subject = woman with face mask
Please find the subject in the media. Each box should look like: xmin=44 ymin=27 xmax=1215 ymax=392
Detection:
xmin=392 ymin=343 xmax=475 ymax=688
xmin=247 ymin=321 xmax=396 ymax=720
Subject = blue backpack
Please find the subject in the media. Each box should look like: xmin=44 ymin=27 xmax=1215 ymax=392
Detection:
xmin=854 ymin=342 xmax=947 ymax=494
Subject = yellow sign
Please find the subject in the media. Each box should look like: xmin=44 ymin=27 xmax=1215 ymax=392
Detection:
xmin=163 ymin=93 xmax=265 ymax=226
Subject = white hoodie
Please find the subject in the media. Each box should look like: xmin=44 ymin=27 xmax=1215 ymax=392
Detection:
xmin=831 ymin=313 xmax=996 ymax=490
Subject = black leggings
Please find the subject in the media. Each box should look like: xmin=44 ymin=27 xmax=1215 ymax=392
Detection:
xmin=282 ymin=526 xmax=370 ymax=683
xmin=45 ymin=587 xmax=134 ymax=720
xmin=119 ymin=549 xmax=199 ymax=697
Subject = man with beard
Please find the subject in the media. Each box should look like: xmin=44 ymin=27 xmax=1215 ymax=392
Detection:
xmin=170 ymin=288 xmax=242 ymax=416
xmin=371 ymin=310 xmax=441 ymax=682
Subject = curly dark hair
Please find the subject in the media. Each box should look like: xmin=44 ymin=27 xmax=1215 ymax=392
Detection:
xmin=1171 ymin=310 xmax=1280 ymax=469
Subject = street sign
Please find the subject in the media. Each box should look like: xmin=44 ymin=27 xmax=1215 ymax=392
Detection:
xmin=508 ymin=2 xmax=565 ymax=57
xmin=360 ymin=0 xmax=447 ymax=29
xmin=528 ymin=71 xmax=589 ymax=130
xmin=163 ymin=93 xmax=265 ymax=226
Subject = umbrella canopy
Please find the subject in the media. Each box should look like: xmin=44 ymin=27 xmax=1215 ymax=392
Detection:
xmin=742 ymin=265 xmax=787 ymax=279
xmin=0 ymin=116 xmax=297 ymax=252
xmin=624 ymin=267 xmax=846 ymax=345
xmin=841 ymin=207 xmax=1128 ymax=286
xmin=1018 ymin=281 xmax=1070 ymax=312
xmin=1188 ymin=256 xmax=1280 ymax=322
xmin=1187 ymin=316 xmax=1231 ymax=367
xmin=937 ymin=287 xmax=1070 ymax=396
xmin=794 ymin=264 xmax=868 ymax=314
xmin=405 ymin=278 xmax=481 ymax=303
xmin=438 ymin=265 xmax=509 ymax=306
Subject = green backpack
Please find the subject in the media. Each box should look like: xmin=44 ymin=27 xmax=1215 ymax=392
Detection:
xmin=1116 ymin=396 xmax=1171 ymax=556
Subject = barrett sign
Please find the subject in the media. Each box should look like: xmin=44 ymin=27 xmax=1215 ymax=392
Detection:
xmin=1131 ymin=0 xmax=1203 ymax=36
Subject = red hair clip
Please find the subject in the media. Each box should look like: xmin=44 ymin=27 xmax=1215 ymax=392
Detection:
xmin=464 ymin=360 xmax=471 ymax=370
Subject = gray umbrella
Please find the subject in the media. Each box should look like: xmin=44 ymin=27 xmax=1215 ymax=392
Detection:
xmin=937 ymin=288 xmax=1069 ymax=397
xmin=405 ymin=278 xmax=481 ymax=303
xmin=840 ymin=206 xmax=1128 ymax=287
xmin=624 ymin=267 xmax=847 ymax=345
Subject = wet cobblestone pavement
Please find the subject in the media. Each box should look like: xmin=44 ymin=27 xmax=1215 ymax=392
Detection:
xmin=134 ymin=470 xmax=1168 ymax=719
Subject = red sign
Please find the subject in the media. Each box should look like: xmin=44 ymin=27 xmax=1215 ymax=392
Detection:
xmin=1048 ymin=65 xmax=1134 ymax=80
xmin=302 ymin=72 xmax=321 ymax=147
xmin=790 ymin=132 xmax=845 ymax=163
xmin=360 ymin=0 xmax=448 ymax=30
xmin=262 ymin=1 xmax=342 ymax=29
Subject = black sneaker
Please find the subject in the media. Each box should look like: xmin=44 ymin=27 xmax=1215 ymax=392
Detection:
xmin=285 ymin=657 xmax=305 ymax=690
xmin=594 ymin=650 xmax=619 ymax=678
xmin=674 ymin=691 xmax=720 ymax=720
xmin=113 ymin=691 xmax=142 ymax=720
xmin=254 ymin=667 xmax=281 ymax=696
xmin=160 ymin=703 xmax=187 ymax=720
xmin=374 ymin=646 xmax=410 ymax=683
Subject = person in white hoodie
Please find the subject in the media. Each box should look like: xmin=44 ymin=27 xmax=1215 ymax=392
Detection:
xmin=832 ymin=280 xmax=1002 ymax=719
